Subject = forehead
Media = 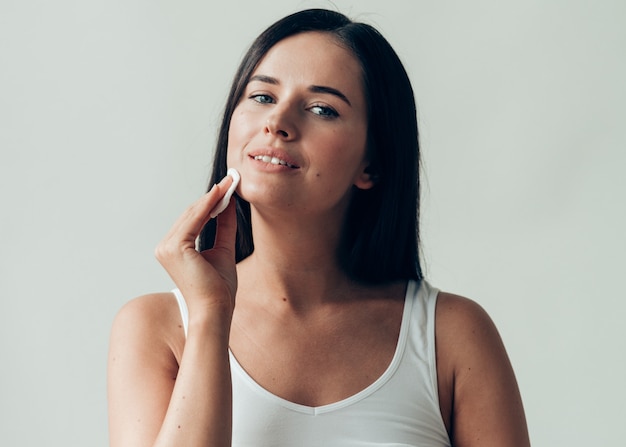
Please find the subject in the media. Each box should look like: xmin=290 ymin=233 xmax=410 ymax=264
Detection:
xmin=251 ymin=32 xmax=364 ymax=96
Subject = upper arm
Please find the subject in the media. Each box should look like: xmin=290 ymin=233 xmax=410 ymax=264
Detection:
xmin=435 ymin=293 xmax=530 ymax=447
xmin=107 ymin=293 xmax=183 ymax=447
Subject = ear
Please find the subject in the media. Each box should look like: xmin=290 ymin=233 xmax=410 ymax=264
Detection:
xmin=353 ymin=162 xmax=377 ymax=190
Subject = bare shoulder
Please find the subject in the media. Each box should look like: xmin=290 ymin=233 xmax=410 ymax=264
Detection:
xmin=435 ymin=292 xmax=501 ymax=350
xmin=114 ymin=292 xmax=177 ymax=325
xmin=110 ymin=292 xmax=185 ymax=366
xmin=108 ymin=293 xmax=186 ymax=446
xmin=435 ymin=292 xmax=530 ymax=446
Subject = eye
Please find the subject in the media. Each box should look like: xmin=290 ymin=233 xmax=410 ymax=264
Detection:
xmin=309 ymin=104 xmax=339 ymax=118
xmin=250 ymin=94 xmax=274 ymax=104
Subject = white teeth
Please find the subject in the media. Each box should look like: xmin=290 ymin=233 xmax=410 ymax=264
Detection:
xmin=254 ymin=155 xmax=296 ymax=168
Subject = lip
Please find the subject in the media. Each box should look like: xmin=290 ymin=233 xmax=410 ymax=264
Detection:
xmin=247 ymin=148 xmax=301 ymax=169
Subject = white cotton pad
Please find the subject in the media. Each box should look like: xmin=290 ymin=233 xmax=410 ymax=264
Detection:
xmin=209 ymin=168 xmax=241 ymax=218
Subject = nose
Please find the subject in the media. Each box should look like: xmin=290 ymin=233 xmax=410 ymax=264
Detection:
xmin=264 ymin=107 xmax=297 ymax=140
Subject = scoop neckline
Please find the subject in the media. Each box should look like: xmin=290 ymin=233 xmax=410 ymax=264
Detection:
xmin=228 ymin=280 xmax=416 ymax=415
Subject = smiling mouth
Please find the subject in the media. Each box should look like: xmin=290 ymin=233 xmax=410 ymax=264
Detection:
xmin=253 ymin=155 xmax=299 ymax=169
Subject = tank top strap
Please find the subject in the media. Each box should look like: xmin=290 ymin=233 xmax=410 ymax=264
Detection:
xmin=172 ymin=288 xmax=189 ymax=337
xmin=404 ymin=279 xmax=443 ymax=416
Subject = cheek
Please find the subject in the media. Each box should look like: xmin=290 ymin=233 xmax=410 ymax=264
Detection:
xmin=228 ymin=110 xmax=247 ymax=143
xmin=227 ymin=110 xmax=253 ymax=160
xmin=323 ymin=129 xmax=368 ymax=167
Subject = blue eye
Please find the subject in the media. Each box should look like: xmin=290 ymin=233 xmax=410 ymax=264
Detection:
xmin=310 ymin=105 xmax=339 ymax=118
xmin=250 ymin=94 xmax=274 ymax=104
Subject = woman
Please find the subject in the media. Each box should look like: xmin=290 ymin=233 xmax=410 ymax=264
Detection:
xmin=108 ymin=9 xmax=530 ymax=447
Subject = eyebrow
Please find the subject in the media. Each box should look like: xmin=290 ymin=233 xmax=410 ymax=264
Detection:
xmin=248 ymin=74 xmax=352 ymax=106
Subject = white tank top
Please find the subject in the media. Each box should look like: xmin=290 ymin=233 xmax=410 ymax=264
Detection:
xmin=173 ymin=280 xmax=451 ymax=447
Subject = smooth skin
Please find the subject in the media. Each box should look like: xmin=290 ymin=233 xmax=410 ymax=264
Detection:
xmin=107 ymin=32 xmax=530 ymax=447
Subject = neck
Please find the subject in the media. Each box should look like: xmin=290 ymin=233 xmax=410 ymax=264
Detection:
xmin=236 ymin=205 xmax=357 ymax=310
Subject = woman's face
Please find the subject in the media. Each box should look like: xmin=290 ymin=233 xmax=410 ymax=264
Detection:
xmin=226 ymin=31 xmax=373 ymax=217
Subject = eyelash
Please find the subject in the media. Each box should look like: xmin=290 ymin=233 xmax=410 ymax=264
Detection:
xmin=309 ymin=104 xmax=339 ymax=118
xmin=248 ymin=94 xmax=339 ymax=119
xmin=250 ymin=94 xmax=274 ymax=104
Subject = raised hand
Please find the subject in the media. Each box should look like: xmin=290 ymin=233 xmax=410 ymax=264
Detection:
xmin=155 ymin=174 xmax=239 ymax=321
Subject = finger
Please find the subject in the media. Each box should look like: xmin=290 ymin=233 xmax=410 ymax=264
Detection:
xmin=165 ymin=175 xmax=234 ymax=246
xmin=211 ymin=197 xmax=238 ymax=258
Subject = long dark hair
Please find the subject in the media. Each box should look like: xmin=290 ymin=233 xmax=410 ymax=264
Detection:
xmin=199 ymin=8 xmax=422 ymax=284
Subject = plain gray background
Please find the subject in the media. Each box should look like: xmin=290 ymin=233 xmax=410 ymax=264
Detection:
xmin=1 ymin=0 xmax=624 ymax=445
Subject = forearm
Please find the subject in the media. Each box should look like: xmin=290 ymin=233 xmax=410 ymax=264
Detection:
xmin=154 ymin=314 xmax=232 ymax=447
